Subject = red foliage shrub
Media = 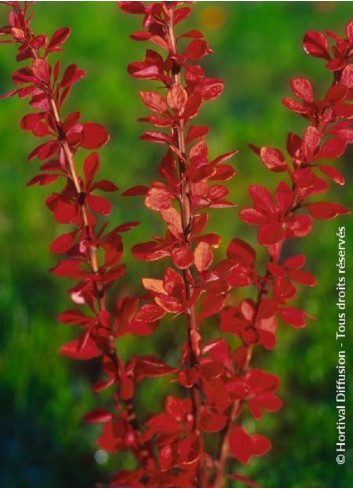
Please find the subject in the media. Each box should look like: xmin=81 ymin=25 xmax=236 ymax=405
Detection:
xmin=1 ymin=2 xmax=351 ymax=487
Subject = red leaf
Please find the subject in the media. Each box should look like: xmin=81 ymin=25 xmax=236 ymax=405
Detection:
xmin=9 ymin=27 xmax=25 ymax=42
xmin=278 ymin=307 xmax=309 ymax=328
xmin=138 ymin=114 xmax=173 ymax=127
xmin=307 ymin=202 xmax=350 ymax=220
xmin=165 ymin=397 xmax=191 ymax=422
xmin=282 ymin=97 xmax=307 ymax=114
xmin=130 ymin=31 xmax=151 ymax=41
xmin=12 ymin=67 xmax=37 ymax=85
xmin=204 ymin=339 xmax=233 ymax=371
xmin=183 ymin=93 xmax=203 ymax=120
xmin=194 ymin=241 xmax=213 ymax=272
xmin=341 ymin=65 xmax=353 ymax=88
xmin=227 ymin=238 xmax=256 ymax=266
xmin=60 ymin=64 xmax=86 ymax=87
xmin=317 ymin=165 xmax=345 ymax=185
xmin=132 ymin=241 xmax=169 ymax=262
xmin=211 ymin=164 xmax=236 ymax=181
xmin=133 ymin=303 xmax=166 ymax=323
xmin=283 ymin=255 xmax=306 ymax=269
xmin=199 ymin=413 xmax=227 ymax=433
xmin=260 ymin=147 xmax=288 ymax=172
xmin=86 ymin=194 xmax=111 ymax=216
xmin=258 ymin=223 xmax=285 ymax=246
xmin=212 ymin=150 xmax=238 ymax=166
xmin=303 ymin=125 xmax=321 ymax=158
xmin=128 ymin=320 xmax=156 ymax=336
xmin=28 ymin=140 xmax=59 ymax=161
xmin=0 ymin=89 xmax=18 ymax=100
xmin=147 ymin=413 xmax=180 ymax=434
xmin=122 ymin=185 xmax=149 ymax=196
xmin=287 ymin=214 xmax=312 ymax=238
xmin=289 ymin=269 xmax=316 ymax=287
xmin=257 ymin=299 xmax=278 ymax=320
xmin=145 ymin=183 xmax=173 ymax=211
xmin=329 ymin=124 xmax=353 ymax=143
xmin=32 ymin=58 xmax=51 ymax=84
xmin=118 ymin=1 xmax=145 ymax=14
xmin=200 ymin=294 xmax=226 ymax=321
xmin=185 ymin=39 xmax=211 ymax=61
xmin=201 ymin=79 xmax=224 ymax=101
xmin=50 ymin=232 xmax=75 ymax=254
xmin=178 ymin=30 xmax=204 ymax=40
xmin=346 ymin=19 xmax=353 ymax=42
xmin=155 ymin=295 xmax=183 ymax=314
xmin=128 ymin=63 xmax=160 ymax=80
xmin=171 ymin=245 xmax=194 ymax=269
xmin=26 ymin=173 xmax=60 ymax=186
xmin=167 ymin=84 xmax=188 ymax=112
xmin=334 ymin=103 xmax=353 ymax=118
xmin=134 ymin=356 xmax=176 ymax=381
xmin=140 ymin=131 xmax=173 ymax=145
xmin=249 ymin=185 xmax=273 ymax=212
xmin=21 ymin=113 xmax=44 ymax=133
xmin=186 ymin=125 xmax=209 ymax=144
xmin=140 ymin=91 xmax=167 ymax=113
xmin=83 ymin=409 xmax=114 ymax=423
xmin=30 ymin=92 xmax=50 ymax=111
xmin=82 ymin=123 xmax=110 ymax=149
xmin=229 ymin=426 xmax=271 ymax=464
xmin=60 ymin=337 xmax=101 ymax=360
xmin=325 ymin=85 xmax=348 ymax=103
xmin=51 ymin=259 xmax=84 ymax=279
xmin=318 ymin=138 xmax=347 ymax=159
xmin=84 ymin=152 xmax=99 ymax=185
xmin=290 ymin=77 xmax=314 ymax=102
xmin=92 ymin=378 xmax=115 ymax=393
xmin=174 ymin=6 xmax=192 ymax=24
xmin=93 ymin=180 xmax=119 ymax=192
xmin=52 ymin=199 xmax=78 ymax=224
xmin=112 ymin=221 xmax=139 ymax=233
xmin=302 ymin=31 xmax=330 ymax=59
xmin=58 ymin=309 xmax=92 ymax=326
xmin=48 ymin=27 xmax=71 ymax=50
xmin=159 ymin=445 xmax=173 ymax=471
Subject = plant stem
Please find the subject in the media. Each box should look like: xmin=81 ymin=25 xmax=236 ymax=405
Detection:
xmin=212 ymin=283 xmax=267 ymax=487
xmin=30 ymin=44 xmax=105 ymax=310
xmin=49 ymin=71 xmax=155 ymax=472
xmin=168 ymin=7 xmax=204 ymax=486
xmin=50 ymin=98 xmax=107 ymax=312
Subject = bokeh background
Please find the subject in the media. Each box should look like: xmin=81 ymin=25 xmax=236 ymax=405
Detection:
xmin=0 ymin=2 xmax=352 ymax=487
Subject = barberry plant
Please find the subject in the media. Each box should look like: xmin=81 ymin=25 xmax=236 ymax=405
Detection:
xmin=1 ymin=1 xmax=352 ymax=487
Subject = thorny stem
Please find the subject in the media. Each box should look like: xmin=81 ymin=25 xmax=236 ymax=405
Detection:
xmin=213 ymin=190 xmax=301 ymax=487
xmin=28 ymin=41 xmax=154 ymax=468
xmin=49 ymin=77 xmax=156 ymax=468
xmin=212 ymin=82 xmax=339 ymax=480
xmin=30 ymin=46 xmax=106 ymax=309
xmin=212 ymin=277 xmax=269 ymax=488
xmin=49 ymin=69 xmax=156 ymax=472
xmin=49 ymin=98 xmax=107 ymax=309
xmin=168 ymin=7 xmax=204 ymax=486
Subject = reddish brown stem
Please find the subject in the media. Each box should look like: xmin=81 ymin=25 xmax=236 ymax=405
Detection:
xmin=213 ymin=198 xmax=300 ymax=487
xmin=29 ymin=42 xmax=106 ymax=312
xmin=213 ymin=277 xmax=269 ymax=487
xmin=49 ymin=72 xmax=155 ymax=472
xmin=168 ymin=7 xmax=204 ymax=486
xmin=50 ymin=98 xmax=107 ymax=311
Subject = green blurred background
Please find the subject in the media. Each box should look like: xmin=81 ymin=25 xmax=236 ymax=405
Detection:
xmin=0 ymin=2 xmax=352 ymax=487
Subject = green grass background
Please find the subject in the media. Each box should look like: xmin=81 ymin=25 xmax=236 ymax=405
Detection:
xmin=0 ymin=2 xmax=352 ymax=487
